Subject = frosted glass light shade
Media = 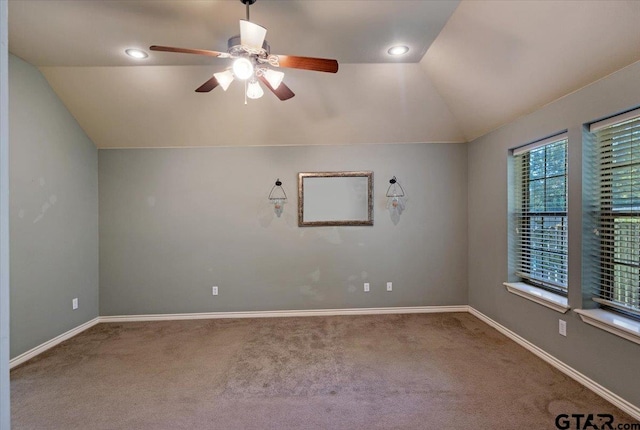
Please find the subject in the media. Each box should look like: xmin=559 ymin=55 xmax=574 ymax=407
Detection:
xmin=264 ymin=69 xmax=285 ymax=89
xmin=213 ymin=70 xmax=234 ymax=91
xmin=240 ymin=20 xmax=267 ymax=51
xmin=272 ymin=198 xmax=285 ymax=218
xmin=233 ymin=58 xmax=254 ymax=80
xmin=387 ymin=196 xmax=406 ymax=213
xmin=246 ymin=80 xmax=264 ymax=99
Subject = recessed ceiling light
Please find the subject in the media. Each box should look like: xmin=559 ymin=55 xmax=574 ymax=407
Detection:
xmin=387 ymin=45 xmax=409 ymax=56
xmin=125 ymin=49 xmax=148 ymax=59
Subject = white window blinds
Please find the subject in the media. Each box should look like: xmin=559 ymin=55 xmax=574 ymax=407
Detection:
xmin=590 ymin=109 xmax=640 ymax=317
xmin=513 ymin=135 xmax=568 ymax=293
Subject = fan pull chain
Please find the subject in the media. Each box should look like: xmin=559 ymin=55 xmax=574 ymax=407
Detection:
xmin=244 ymin=80 xmax=248 ymax=105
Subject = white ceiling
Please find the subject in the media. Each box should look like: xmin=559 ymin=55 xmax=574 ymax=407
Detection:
xmin=421 ymin=0 xmax=640 ymax=141
xmin=9 ymin=0 xmax=459 ymax=66
xmin=8 ymin=0 xmax=640 ymax=148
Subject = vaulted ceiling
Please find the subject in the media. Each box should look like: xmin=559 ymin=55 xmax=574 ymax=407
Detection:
xmin=8 ymin=0 xmax=640 ymax=148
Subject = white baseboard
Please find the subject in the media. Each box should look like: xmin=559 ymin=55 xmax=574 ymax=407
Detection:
xmin=98 ymin=305 xmax=470 ymax=323
xmin=468 ymin=307 xmax=640 ymax=421
xmin=10 ymin=306 xmax=467 ymax=368
xmin=10 ymin=317 xmax=100 ymax=369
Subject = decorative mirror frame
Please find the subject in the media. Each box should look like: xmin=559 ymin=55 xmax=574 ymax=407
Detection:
xmin=298 ymin=171 xmax=374 ymax=227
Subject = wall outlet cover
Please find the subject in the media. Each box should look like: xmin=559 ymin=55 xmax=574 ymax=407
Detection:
xmin=386 ymin=282 xmax=393 ymax=291
xmin=364 ymin=283 xmax=370 ymax=292
xmin=559 ymin=319 xmax=567 ymax=337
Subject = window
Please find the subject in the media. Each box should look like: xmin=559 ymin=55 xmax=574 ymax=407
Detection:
xmin=590 ymin=109 xmax=640 ymax=318
xmin=512 ymin=134 xmax=568 ymax=294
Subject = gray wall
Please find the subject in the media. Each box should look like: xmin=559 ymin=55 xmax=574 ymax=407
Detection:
xmin=0 ymin=1 xmax=10 ymax=426
xmin=468 ymin=60 xmax=640 ymax=406
xmin=99 ymin=143 xmax=468 ymax=315
xmin=9 ymin=54 xmax=99 ymax=358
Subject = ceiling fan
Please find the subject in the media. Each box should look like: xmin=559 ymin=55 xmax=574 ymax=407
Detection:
xmin=150 ymin=0 xmax=339 ymax=102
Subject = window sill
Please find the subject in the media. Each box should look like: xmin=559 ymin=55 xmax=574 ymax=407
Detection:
xmin=503 ymin=282 xmax=570 ymax=314
xmin=574 ymin=308 xmax=640 ymax=346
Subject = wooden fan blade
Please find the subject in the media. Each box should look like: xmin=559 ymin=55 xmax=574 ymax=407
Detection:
xmin=195 ymin=76 xmax=219 ymax=93
xmin=150 ymin=45 xmax=227 ymax=58
xmin=258 ymin=76 xmax=295 ymax=101
xmin=273 ymin=55 xmax=338 ymax=73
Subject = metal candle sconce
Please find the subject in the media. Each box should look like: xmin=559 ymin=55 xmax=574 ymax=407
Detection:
xmin=269 ymin=179 xmax=287 ymax=217
xmin=386 ymin=176 xmax=406 ymax=222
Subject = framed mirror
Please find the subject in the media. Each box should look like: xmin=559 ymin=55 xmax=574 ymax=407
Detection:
xmin=298 ymin=171 xmax=373 ymax=226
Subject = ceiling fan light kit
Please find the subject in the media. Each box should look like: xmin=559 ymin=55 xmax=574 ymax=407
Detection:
xmin=149 ymin=0 xmax=338 ymax=103
xmin=213 ymin=70 xmax=234 ymax=91
xmin=246 ymin=80 xmax=264 ymax=99
xmin=262 ymin=69 xmax=284 ymax=90
xmin=232 ymin=57 xmax=254 ymax=80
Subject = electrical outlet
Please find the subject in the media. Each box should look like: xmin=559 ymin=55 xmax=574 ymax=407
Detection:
xmin=364 ymin=283 xmax=370 ymax=292
xmin=72 ymin=298 xmax=78 ymax=310
xmin=212 ymin=286 xmax=218 ymax=296
xmin=386 ymin=282 xmax=393 ymax=292
xmin=559 ymin=319 xmax=567 ymax=337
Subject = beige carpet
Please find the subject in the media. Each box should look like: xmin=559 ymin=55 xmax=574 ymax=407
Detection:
xmin=10 ymin=313 xmax=638 ymax=429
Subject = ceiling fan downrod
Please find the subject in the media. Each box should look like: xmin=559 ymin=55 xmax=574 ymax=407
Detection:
xmin=240 ymin=0 xmax=257 ymax=22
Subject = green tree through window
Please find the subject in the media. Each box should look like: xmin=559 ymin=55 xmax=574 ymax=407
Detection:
xmin=594 ymin=114 xmax=640 ymax=316
xmin=513 ymin=138 xmax=568 ymax=294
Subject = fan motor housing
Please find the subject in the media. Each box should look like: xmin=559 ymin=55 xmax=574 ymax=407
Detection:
xmin=227 ymin=35 xmax=270 ymax=56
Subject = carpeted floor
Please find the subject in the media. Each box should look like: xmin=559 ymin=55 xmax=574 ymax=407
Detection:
xmin=10 ymin=313 xmax=638 ymax=429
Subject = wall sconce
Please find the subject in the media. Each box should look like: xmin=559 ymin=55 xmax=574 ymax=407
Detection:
xmin=386 ymin=176 xmax=406 ymax=223
xmin=268 ymin=179 xmax=287 ymax=217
